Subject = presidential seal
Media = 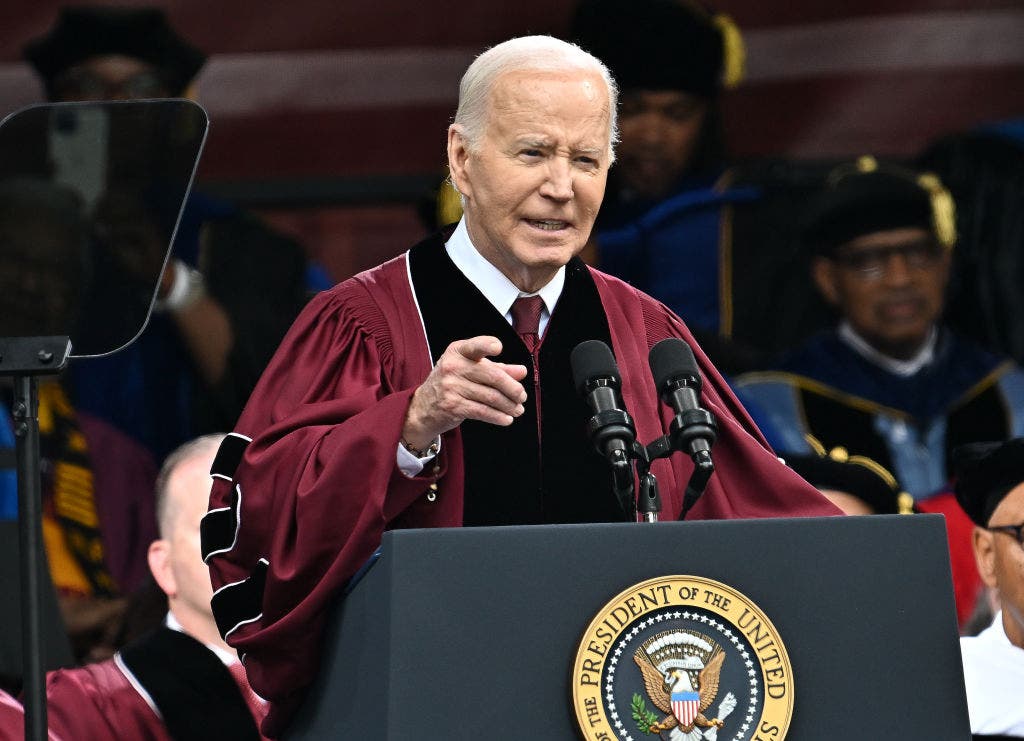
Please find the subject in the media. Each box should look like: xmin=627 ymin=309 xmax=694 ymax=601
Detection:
xmin=572 ymin=576 xmax=793 ymax=741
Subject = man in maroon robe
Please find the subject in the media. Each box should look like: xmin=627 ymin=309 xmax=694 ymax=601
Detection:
xmin=0 ymin=435 xmax=269 ymax=741
xmin=202 ymin=36 xmax=839 ymax=737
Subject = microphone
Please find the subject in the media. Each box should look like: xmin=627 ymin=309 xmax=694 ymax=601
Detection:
xmin=570 ymin=340 xmax=637 ymax=468
xmin=648 ymin=338 xmax=717 ymax=464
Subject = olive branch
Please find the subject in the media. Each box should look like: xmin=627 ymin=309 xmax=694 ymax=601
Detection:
xmin=631 ymin=693 xmax=661 ymax=735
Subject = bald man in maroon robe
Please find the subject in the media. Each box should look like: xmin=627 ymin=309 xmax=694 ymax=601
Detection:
xmin=202 ymin=36 xmax=839 ymax=737
xmin=0 ymin=435 xmax=269 ymax=740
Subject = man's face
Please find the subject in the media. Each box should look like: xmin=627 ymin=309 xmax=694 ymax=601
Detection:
xmin=616 ymin=89 xmax=709 ymax=200
xmin=52 ymin=55 xmax=170 ymax=101
xmin=164 ymin=453 xmax=217 ymax=628
xmin=976 ymin=484 xmax=1024 ymax=648
xmin=448 ymin=68 xmax=610 ymax=292
xmin=812 ymin=227 xmax=950 ymax=360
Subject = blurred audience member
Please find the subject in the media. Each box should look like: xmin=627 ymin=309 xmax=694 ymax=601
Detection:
xmin=0 ymin=435 xmax=269 ymax=740
xmin=734 ymin=158 xmax=1024 ymax=626
xmin=785 ymin=443 xmax=914 ymax=516
xmin=569 ymin=0 xmax=779 ymax=372
xmin=955 ymin=439 xmax=1024 ymax=739
xmin=0 ymin=179 xmax=157 ymax=662
xmin=735 ymin=157 xmax=1024 ymax=500
xmin=23 ymin=6 xmax=310 ymax=459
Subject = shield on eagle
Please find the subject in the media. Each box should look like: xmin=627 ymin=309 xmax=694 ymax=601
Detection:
xmin=671 ymin=690 xmax=700 ymax=726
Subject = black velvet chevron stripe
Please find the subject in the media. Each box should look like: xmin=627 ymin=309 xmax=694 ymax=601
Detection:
xmin=210 ymin=432 xmax=251 ymax=481
xmin=200 ymin=484 xmax=241 ymax=564
xmin=212 ymin=558 xmax=269 ymax=640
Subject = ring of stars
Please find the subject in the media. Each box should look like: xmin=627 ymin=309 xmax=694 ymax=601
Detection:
xmin=603 ymin=608 xmax=760 ymax=741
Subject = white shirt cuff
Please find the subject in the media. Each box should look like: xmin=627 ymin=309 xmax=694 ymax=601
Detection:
xmin=396 ymin=437 xmax=441 ymax=477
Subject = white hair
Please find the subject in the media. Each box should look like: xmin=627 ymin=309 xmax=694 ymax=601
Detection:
xmin=453 ymin=35 xmax=618 ymax=162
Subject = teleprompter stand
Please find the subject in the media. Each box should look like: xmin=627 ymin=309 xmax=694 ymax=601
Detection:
xmin=0 ymin=337 xmax=71 ymax=741
xmin=285 ymin=515 xmax=970 ymax=740
xmin=0 ymin=98 xmax=208 ymax=741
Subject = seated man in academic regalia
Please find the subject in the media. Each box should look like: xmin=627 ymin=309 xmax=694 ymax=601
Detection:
xmin=567 ymin=0 xmax=770 ymax=373
xmin=954 ymin=439 xmax=1024 ymax=740
xmin=202 ymin=35 xmax=840 ymax=737
xmin=734 ymin=157 xmax=1024 ymax=625
xmin=0 ymin=435 xmax=270 ymax=741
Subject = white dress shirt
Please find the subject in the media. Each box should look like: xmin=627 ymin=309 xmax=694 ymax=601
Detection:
xmin=960 ymin=612 xmax=1024 ymax=736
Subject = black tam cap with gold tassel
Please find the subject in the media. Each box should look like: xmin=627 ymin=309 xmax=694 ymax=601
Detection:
xmin=803 ymin=156 xmax=957 ymax=256
xmin=569 ymin=0 xmax=744 ymax=98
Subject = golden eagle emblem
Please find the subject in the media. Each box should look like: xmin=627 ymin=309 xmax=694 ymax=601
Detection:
xmin=633 ymin=629 xmax=738 ymax=739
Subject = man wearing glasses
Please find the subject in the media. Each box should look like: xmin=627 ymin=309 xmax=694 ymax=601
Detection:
xmin=734 ymin=157 xmax=1024 ymax=503
xmin=733 ymin=158 xmax=1024 ymax=626
xmin=955 ymin=439 xmax=1024 ymax=739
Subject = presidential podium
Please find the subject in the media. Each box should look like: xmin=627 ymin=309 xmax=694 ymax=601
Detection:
xmin=284 ymin=515 xmax=971 ymax=740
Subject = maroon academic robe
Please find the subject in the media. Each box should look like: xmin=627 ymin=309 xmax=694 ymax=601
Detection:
xmin=205 ymin=248 xmax=839 ymax=736
xmin=0 ymin=661 xmax=174 ymax=741
xmin=0 ymin=652 xmax=268 ymax=741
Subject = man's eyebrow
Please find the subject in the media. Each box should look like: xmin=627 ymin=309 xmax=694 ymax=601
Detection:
xmin=514 ymin=137 xmax=551 ymax=149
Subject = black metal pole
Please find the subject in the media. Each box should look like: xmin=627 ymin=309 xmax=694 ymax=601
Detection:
xmin=13 ymin=375 xmax=46 ymax=741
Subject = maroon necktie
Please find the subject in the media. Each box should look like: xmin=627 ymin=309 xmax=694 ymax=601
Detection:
xmin=511 ymin=295 xmax=544 ymax=352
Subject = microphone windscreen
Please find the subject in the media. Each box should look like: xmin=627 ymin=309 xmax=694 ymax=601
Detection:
xmin=648 ymin=338 xmax=701 ymax=392
xmin=570 ymin=340 xmax=620 ymax=396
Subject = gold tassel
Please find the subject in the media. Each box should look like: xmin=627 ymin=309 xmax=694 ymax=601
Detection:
xmin=856 ymin=155 xmax=878 ymax=173
xmin=713 ymin=14 xmax=746 ymax=89
xmin=436 ymin=175 xmax=464 ymax=227
xmin=917 ymin=173 xmax=957 ymax=251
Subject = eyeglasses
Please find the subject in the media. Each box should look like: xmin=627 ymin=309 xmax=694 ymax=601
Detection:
xmin=832 ymin=240 xmax=945 ymax=281
xmin=988 ymin=522 xmax=1024 ymax=548
xmin=52 ymin=69 xmax=169 ymax=101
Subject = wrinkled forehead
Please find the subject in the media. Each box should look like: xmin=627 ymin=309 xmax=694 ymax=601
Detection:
xmin=486 ymin=68 xmax=611 ymax=142
xmin=489 ymin=67 xmax=609 ymax=106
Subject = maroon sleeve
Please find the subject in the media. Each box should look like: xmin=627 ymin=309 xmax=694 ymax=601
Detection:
xmin=594 ymin=270 xmax=842 ymax=520
xmin=45 ymin=661 xmax=170 ymax=741
xmin=204 ymin=281 xmax=449 ymax=736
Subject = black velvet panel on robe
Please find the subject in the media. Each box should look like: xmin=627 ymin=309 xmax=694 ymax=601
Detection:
xmin=120 ymin=627 xmax=260 ymax=741
xmin=409 ymin=234 xmax=629 ymax=525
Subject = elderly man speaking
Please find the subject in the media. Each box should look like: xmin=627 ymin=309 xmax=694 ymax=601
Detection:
xmin=203 ymin=36 xmax=837 ymax=736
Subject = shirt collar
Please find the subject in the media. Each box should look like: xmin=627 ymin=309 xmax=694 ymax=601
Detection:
xmin=445 ymin=217 xmax=565 ymax=327
xmin=165 ymin=611 xmax=237 ymax=667
xmin=838 ymin=321 xmax=938 ymax=377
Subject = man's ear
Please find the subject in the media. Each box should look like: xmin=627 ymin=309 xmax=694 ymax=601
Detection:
xmin=446 ymin=124 xmax=473 ymax=201
xmin=811 ymin=257 xmax=841 ymax=306
xmin=972 ymin=526 xmax=998 ymax=590
xmin=148 ymin=539 xmax=176 ymax=598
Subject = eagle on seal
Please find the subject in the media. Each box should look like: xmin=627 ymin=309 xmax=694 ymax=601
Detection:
xmin=633 ymin=631 xmax=728 ymax=735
